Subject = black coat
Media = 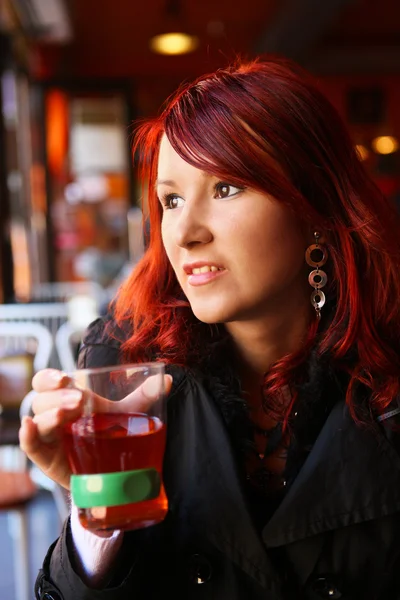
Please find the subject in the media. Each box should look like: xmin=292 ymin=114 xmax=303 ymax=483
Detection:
xmin=36 ymin=317 xmax=400 ymax=600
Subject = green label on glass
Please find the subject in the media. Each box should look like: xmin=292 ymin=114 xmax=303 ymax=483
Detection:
xmin=70 ymin=468 xmax=161 ymax=508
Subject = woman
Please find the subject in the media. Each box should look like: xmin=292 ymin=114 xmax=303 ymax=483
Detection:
xmin=20 ymin=58 xmax=400 ymax=600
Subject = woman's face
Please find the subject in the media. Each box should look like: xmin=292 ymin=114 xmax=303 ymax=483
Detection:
xmin=157 ymin=135 xmax=309 ymax=325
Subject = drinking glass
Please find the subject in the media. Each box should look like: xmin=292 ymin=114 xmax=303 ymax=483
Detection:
xmin=63 ymin=362 xmax=167 ymax=532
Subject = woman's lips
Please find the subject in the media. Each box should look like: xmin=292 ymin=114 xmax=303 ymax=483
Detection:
xmin=187 ymin=268 xmax=226 ymax=286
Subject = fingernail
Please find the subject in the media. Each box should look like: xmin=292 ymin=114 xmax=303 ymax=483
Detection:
xmin=49 ymin=370 xmax=66 ymax=384
xmin=61 ymin=389 xmax=82 ymax=407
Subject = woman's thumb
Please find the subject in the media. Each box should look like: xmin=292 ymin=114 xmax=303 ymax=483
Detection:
xmin=116 ymin=373 xmax=173 ymax=413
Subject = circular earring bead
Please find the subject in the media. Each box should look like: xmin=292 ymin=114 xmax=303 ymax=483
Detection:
xmin=311 ymin=289 xmax=326 ymax=310
xmin=305 ymin=244 xmax=328 ymax=268
xmin=308 ymin=269 xmax=327 ymax=289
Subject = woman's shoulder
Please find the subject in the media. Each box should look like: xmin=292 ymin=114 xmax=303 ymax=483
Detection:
xmin=77 ymin=313 xmax=130 ymax=369
xmin=82 ymin=313 xmax=130 ymax=348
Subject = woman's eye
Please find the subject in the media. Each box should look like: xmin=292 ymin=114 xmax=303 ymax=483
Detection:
xmin=162 ymin=194 xmax=184 ymax=209
xmin=214 ymin=183 xmax=243 ymax=199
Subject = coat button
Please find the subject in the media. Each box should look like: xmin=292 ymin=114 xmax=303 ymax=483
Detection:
xmin=308 ymin=576 xmax=343 ymax=599
xmin=187 ymin=553 xmax=213 ymax=585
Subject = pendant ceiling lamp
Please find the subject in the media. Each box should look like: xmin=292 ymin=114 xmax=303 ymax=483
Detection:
xmin=149 ymin=0 xmax=198 ymax=56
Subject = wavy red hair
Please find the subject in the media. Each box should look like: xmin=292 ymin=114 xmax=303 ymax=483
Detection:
xmin=114 ymin=57 xmax=400 ymax=422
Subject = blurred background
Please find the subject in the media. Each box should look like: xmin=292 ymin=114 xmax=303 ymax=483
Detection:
xmin=1 ymin=0 xmax=400 ymax=306
xmin=0 ymin=1 xmax=400 ymax=599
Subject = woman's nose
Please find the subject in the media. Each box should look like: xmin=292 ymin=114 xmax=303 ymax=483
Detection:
xmin=174 ymin=205 xmax=213 ymax=249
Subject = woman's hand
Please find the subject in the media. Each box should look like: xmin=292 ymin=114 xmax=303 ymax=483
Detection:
xmin=19 ymin=368 xmax=173 ymax=490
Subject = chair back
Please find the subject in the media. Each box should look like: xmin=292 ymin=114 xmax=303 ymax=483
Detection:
xmin=55 ymin=322 xmax=86 ymax=373
xmin=0 ymin=321 xmax=53 ymax=372
xmin=0 ymin=302 xmax=69 ymax=343
xmin=31 ymin=281 xmax=105 ymax=309
xmin=0 ymin=321 xmax=53 ymax=445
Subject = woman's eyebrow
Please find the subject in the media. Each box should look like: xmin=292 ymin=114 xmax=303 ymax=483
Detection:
xmin=156 ymin=172 xmax=210 ymax=188
xmin=155 ymin=179 xmax=176 ymax=187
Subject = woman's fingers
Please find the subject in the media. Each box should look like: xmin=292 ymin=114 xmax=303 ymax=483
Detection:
xmin=19 ymin=417 xmax=57 ymax=470
xmin=19 ymin=416 xmax=72 ymax=489
xmin=32 ymin=404 xmax=83 ymax=443
xmin=19 ymin=416 xmax=41 ymax=455
xmin=31 ymin=387 xmax=83 ymax=415
xmin=32 ymin=369 xmax=70 ymax=393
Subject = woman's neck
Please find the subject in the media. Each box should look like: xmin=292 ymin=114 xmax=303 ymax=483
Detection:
xmin=225 ymin=297 xmax=311 ymax=393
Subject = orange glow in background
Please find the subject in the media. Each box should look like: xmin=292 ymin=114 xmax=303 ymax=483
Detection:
xmin=45 ymin=89 xmax=69 ymax=179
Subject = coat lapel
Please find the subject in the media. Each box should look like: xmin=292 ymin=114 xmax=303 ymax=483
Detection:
xmin=262 ymin=401 xmax=400 ymax=548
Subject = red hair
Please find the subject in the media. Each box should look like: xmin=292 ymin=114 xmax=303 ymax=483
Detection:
xmin=114 ymin=57 xmax=400 ymax=422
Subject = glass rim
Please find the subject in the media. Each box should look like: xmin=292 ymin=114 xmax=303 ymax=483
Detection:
xmin=67 ymin=361 xmax=165 ymax=378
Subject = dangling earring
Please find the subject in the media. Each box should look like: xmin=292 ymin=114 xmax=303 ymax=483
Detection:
xmin=305 ymin=231 xmax=328 ymax=320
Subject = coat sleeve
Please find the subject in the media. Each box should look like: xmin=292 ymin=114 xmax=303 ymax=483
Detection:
xmin=34 ymin=315 xmax=139 ymax=600
xmin=35 ymin=518 xmax=139 ymax=600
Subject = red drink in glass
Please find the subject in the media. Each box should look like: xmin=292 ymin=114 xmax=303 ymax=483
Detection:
xmin=64 ymin=412 xmax=167 ymax=531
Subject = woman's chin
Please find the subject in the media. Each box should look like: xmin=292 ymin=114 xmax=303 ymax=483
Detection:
xmin=191 ymin=306 xmax=232 ymax=325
